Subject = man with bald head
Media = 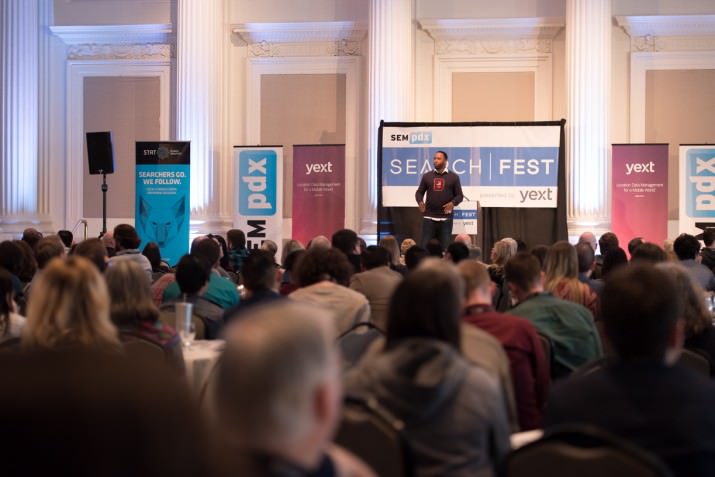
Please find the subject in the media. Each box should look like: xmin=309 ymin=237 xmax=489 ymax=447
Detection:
xmin=215 ymin=302 xmax=374 ymax=477
xmin=578 ymin=231 xmax=597 ymax=251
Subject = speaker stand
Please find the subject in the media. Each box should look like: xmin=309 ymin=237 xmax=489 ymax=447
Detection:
xmin=101 ymin=171 xmax=108 ymax=236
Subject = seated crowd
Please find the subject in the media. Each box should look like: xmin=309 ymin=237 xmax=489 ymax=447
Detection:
xmin=1 ymin=225 xmax=715 ymax=476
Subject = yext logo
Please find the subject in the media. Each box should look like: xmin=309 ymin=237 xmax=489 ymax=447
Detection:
xmin=305 ymin=161 xmax=333 ymax=175
xmin=687 ymin=149 xmax=715 ymax=217
xmin=239 ymin=150 xmax=277 ymax=216
xmin=389 ymin=131 xmax=432 ymax=144
xmin=519 ymin=189 xmax=554 ymax=204
xmin=625 ymin=161 xmax=655 ymax=175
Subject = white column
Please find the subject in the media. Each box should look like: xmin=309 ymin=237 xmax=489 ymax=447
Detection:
xmin=566 ymin=0 xmax=611 ymax=237
xmin=366 ymin=0 xmax=414 ymax=237
xmin=176 ymin=0 xmax=229 ymax=235
xmin=0 ymin=0 xmax=52 ymax=238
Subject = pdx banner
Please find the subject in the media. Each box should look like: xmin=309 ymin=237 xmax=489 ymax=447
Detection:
xmin=135 ymin=141 xmax=190 ymax=266
xmin=292 ymin=145 xmax=345 ymax=247
xmin=381 ymin=124 xmax=561 ymax=208
xmin=679 ymin=145 xmax=715 ymax=236
xmin=234 ymin=146 xmax=283 ymax=256
xmin=611 ymin=144 xmax=668 ymax=254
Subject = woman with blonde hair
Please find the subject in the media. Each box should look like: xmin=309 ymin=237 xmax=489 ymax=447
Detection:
xmin=543 ymin=241 xmax=598 ymax=318
xmin=488 ymin=237 xmax=518 ymax=311
xmin=22 ymin=256 xmax=120 ymax=350
xmin=379 ymin=235 xmax=407 ymax=275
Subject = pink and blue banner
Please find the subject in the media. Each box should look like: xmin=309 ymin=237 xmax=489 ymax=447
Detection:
xmin=611 ymin=144 xmax=668 ymax=254
xmin=292 ymin=145 xmax=345 ymax=246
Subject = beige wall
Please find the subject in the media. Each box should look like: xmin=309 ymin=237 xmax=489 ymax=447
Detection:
xmin=53 ymin=0 xmax=171 ymax=25
xmin=83 ymin=76 xmax=161 ymax=218
xmin=451 ymin=72 xmax=535 ymax=121
xmin=260 ymin=73 xmax=347 ymax=217
xmin=645 ymin=69 xmax=715 ymax=219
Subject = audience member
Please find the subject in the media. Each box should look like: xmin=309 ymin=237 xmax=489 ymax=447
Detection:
xmin=101 ymin=230 xmax=116 ymax=257
xmin=0 ymin=268 xmax=24 ymax=345
xmin=543 ymin=241 xmax=599 ymax=318
xmin=289 ymin=247 xmax=369 ymax=335
xmin=281 ymin=239 xmax=305 ymax=269
xmin=161 ymin=254 xmax=224 ymax=339
xmin=226 ymin=228 xmax=249 ymax=273
xmin=630 ymin=241 xmax=669 ymax=265
xmin=279 ymin=249 xmax=305 ymax=296
xmin=109 ymin=224 xmax=152 ymax=281
xmin=530 ymin=244 xmax=549 ymax=269
xmin=505 ymin=252 xmax=602 ymax=379
xmin=0 ymin=241 xmax=26 ymax=305
xmin=73 ymin=238 xmax=108 ymax=272
xmin=345 ymin=260 xmax=511 ymax=477
xmin=224 ymin=250 xmax=283 ymax=323
xmin=577 ymin=231 xmax=597 ymax=251
xmin=12 ymin=239 xmax=37 ymax=285
xmin=444 ymin=241 xmax=470 ymax=264
xmin=34 ymin=235 xmax=65 ymax=270
xmin=488 ymin=237 xmax=518 ymax=311
xmin=331 ymin=229 xmax=362 ymax=273
xmin=349 ymin=245 xmax=402 ymax=330
xmin=215 ymin=301 xmax=374 ymax=477
xmin=701 ymin=228 xmax=715 ymax=270
xmin=399 ymin=237 xmax=416 ymax=265
xmin=576 ymin=242 xmax=604 ymax=295
xmin=260 ymin=239 xmax=278 ymax=260
xmin=142 ymin=241 xmax=170 ymax=282
xmin=22 ymin=256 xmax=120 ymax=351
xmin=627 ymin=236 xmax=644 ymax=257
xmin=593 ymin=232 xmax=619 ymax=279
xmin=455 ymin=233 xmax=481 ymax=260
xmin=57 ymin=229 xmax=73 ymax=251
xmin=516 ymin=239 xmax=528 ymax=252
xmin=378 ymin=235 xmax=407 ymax=275
xmin=21 ymin=227 xmax=43 ymax=250
xmin=673 ymin=233 xmax=715 ymax=292
xmin=105 ymin=260 xmax=184 ymax=372
xmin=209 ymin=233 xmax=232 ymax=273
xmin=308 ymin=234 xmax=331 ymax=250
xmin=425 ymin=238 xmax=443 ymax=257
xmin=458 ymin=260 xmax=550 ymax=430
xmin=545 ymin=264 xmax=715 ymax=476
xmin=601 ymin=247 xmax=628 ymax=280
xmin=404 ymin=245 xmax=428 ymax=272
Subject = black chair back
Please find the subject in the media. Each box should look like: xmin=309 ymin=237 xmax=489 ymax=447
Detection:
xmin=500 ymin=425 xmax=673 ymax=477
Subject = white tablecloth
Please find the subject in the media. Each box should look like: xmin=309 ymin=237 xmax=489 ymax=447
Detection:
xmin=183 ymin=339 xmax=225 ymax=392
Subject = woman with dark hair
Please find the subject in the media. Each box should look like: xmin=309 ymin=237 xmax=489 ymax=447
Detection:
xmin=601 ymin=247 xmax=628 ymax=280
xmin=108 ymin=224 xmax=152 ymax=281
xmin=0 ymin=268 xmax=25 ymax=345
xmin=142 ymin=241 xmax=170 ymax=282
xmin=345 ymin=259 xmax=510 ymax=477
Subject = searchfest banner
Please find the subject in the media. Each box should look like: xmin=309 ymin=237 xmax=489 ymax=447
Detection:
xmin=292 ymin=145 xmax=345 ymax=246
xmin=611 ymin=144 xmax=668 ymax=252
xmin=679 ymin=145 xmax=715 ymax=236
xmin=381 ymin=124 xmax=561 ymax=208
xmin=135 ymin=141 xmax=190 ymax=266
xmin=234 ymin=146 xmax=283 ymax=257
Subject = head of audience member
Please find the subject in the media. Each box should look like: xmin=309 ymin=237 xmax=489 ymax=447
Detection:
xmin=294 ymin=248 xmax=353 ymax=288
xmin=656 ymin=262 xmax=711 ymax=340
xmin=458 ymin=260 xmax=493 ymax=307
xmin=308 ymin=235 xmax=331 ymax=250
xmin=12 ymin=240 xmax=37 ymax=283
xmin=386 ymin=259 xmax=463 ymax=351
xmin=208 ymin=233 xmax=230 ymax=269
xmin=242 ymin=250 xmax=278 ymax=293
xmin=361 ymin=245 xmax=391 ymax=271
xmin=57 ymin=230 xmax=73 ymax=249
xmin=627 ymin=237 xmax=644 ymax=257
xmin=530 ymin=244 xmax=549 ymax=270
xmin=601 ymin=247 xmax=628 ymax=279
xmin=576 ymin=242 xmax=596 ymax=276
xmin=404 ymin=245 xmax=428 ymax=272
xmin=260 ymin=239 xmax=278 ymax=259
xmin=0 ymin=349 xmax=212 ymax=476
xmin=454 ymin=233 xmax=471 ymax=246
xmin=543 ymin=241 xmax=579 ymax=289
xmin=516 ymin=239 xmax=528 ymax=253
xmin=73 ymin=238 xmax=108 ymax=273
xmin=504 ymin=252 xmax=544 ymax=303
xmin=426 ymin=238 xmax=443 ymax=257
xmin=673 ymin=233 xmax=701 ymax=261
xmin=34 ymin=235 xmax=66 ymax=270
xmin=400 ymin=238 xmax=416 ymax=257
xmin=445 ymin=241 xmax=470 ymax=264
xmin=578 ymin=231 xmax=598 ymax=251
xmin=227 ymin=229 xmax=246 ymax=251
xmin=175 ymin=254 xmax=211 ymax=296
xmin=703 ymin=229 xmax=715 ymax=249
xmin=191 ymin=236 xmax=221 ymax=269
xmin=21 ymin=228 xmax=43 ymax=250
xmin=630 ymin=242 xmax=668 ymax=265
xmin=601 ymin=264 xmax=684 ymax=363
xmin=491 ymin=237 xmax=517 ymax=267
xmin=598 ymin=232 xmax=619 ymax=257
xmin=101 ymin=231 xmax=116 ymax=257
xmin=142 ymin=241 xmax=164 ymax=272
xmin=0 ymin=241 xmax=23 ymax=278
xmin=216 ymin=302 xmax=341 ymax=469
xmin=23 ymin=256 xmax=119 ymax=350
xmin=113 ymin=224 xmax=141 ymax=252
xmin=378 ymin=235 xmax=401 ymax=268
xmin=357 ymin=237 xmax=367 ymax=255
xmin=0 ymin=268 xmax=15 ymax=338
xmin=281 ymin=240 xmax=305 ymax=269
xmin=105 ymin=260 xmax=159 ymax=328
xmin=283 ymin=249 xmax=305 ymax=276
xmin=331 ymin=229 xmax=360 ymax=257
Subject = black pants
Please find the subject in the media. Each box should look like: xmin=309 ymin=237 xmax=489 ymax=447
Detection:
xmin=421 ymin=217 xmax=453 ymax=252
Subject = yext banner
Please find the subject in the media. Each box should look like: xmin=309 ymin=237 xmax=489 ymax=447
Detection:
xmin=135 ymin=141 xmax=190 ymax=266
xmin=679 ymin=145 xmax=715 ymax=236
xmin=611 ymin=144 xmax=668 ymax=254
xmin=381 ymin=125 xmax=561 ymax=208
xmin=234 ymin=146 xmax=283 ymax=257
xmin=292 ymin=145 xmax=345 ymax=247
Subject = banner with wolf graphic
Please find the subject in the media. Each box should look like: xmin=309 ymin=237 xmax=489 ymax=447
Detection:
xmin=135 ymin=141 xmax=190 ymax=266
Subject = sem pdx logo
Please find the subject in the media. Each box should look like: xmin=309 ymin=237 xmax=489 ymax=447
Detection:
xmin=239 ymin=150 xmax=277 ymax=216
xmin=389 ymin=131 xmax=433 ymax=144
xmin=686 ymin=149 xmax=715 ymax=217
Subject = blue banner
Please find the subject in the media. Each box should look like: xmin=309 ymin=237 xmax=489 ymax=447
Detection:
xmin=135 ymin=142 xmax=190 ymax=266
xmin=684 ymin=148 xmax=715 ymax=218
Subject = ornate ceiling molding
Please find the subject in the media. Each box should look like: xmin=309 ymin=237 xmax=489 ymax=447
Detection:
xmin=417 ymin=17 xmax=564 ymax=41
xmin=66 ymin=43 xmax=171 ymax=60
xmin=615 ymin=15 xmax=715 ymax=38
xmin=50 ymin=23 xmax=174 ymax=45
xmin=232 ymin=21 xmax=366 ymax=44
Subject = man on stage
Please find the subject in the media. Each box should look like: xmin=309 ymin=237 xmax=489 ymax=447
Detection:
xmin=415 ymin=150 xmax=464 ymax=250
